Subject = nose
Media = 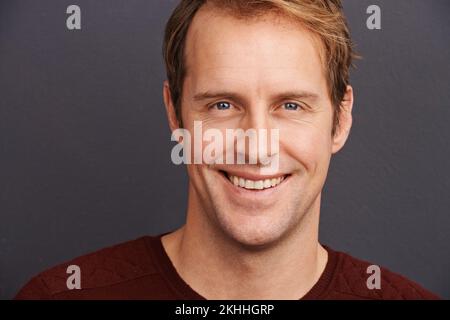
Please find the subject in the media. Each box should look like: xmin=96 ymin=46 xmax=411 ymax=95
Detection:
xmin=246 ymin=103 xmax=272 ymax=131
xmin=236 ymin=102 xmax=279 ymax=167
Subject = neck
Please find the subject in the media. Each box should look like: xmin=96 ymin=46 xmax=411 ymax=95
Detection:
xmin=162 ymin=186 xmax=328 ymax=299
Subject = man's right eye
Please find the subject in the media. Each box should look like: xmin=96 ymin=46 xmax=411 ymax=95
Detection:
xmin=211 ymin=101 xmax=231 ymax=110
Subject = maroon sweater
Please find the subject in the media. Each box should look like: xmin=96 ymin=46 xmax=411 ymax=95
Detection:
xmin=15 ymin=234 xmax=439 ymax=300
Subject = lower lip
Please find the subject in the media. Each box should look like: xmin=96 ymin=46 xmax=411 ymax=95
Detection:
xmin=217 ymin=170 xmax=291 ymax=200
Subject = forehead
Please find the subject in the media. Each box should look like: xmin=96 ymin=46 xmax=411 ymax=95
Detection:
xmin=184 ymin=5 xmax=328 ymax=95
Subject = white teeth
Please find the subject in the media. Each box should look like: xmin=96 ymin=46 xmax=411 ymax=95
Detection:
xmin=254 ymin=181 xmax=263 ymax=190
xmin=271 ymin=178 xmax=277 ymax=187
xmin=226 ymin=174 xmax=286 ymax=190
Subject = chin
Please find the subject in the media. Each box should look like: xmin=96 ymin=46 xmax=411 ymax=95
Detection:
xmin=215 ymin=209 xmax=292 ymax=249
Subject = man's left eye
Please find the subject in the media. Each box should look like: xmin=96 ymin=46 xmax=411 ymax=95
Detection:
xmin=283 ymin=102 xmax=301 ymax=111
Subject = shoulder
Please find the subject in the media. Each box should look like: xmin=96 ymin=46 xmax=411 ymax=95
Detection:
xmin=326 ymin=247 xmax=440 ymax=300
xmin=14 ymin=236 xmax=159 ymax=299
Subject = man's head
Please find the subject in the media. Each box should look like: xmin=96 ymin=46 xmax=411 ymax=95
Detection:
xmin=162 ymin=0 xmax=356 ymax=248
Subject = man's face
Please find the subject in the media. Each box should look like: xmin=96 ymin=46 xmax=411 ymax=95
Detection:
xmin=170 ymin=7 xmax=348 ymax=247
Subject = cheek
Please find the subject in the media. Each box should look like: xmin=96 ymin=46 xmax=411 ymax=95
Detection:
xmin=280 ymin=121 xmax=332 ymax=173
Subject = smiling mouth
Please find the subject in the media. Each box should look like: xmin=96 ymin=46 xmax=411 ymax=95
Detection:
xmin=219 ymin=170 xmax=290 ymax=191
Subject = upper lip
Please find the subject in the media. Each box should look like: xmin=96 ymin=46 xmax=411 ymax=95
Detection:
xmin=217 ymin=168 xmax=289 ymax=181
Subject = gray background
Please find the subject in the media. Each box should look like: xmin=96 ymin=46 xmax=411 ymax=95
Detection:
xmin=0 ymin=0 xmax=449 ymax=299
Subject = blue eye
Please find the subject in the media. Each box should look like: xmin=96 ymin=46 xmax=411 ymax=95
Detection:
xmin=213 ymin=101 xmax=231 ymax=110
xmin=283 ymin=102 xmax=301 ymax=111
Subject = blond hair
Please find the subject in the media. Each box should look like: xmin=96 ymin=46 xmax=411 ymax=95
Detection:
xmin=163 ymin=0 xmax=359 ymax=135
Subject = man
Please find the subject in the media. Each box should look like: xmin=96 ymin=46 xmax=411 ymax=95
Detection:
xmin=16 ymin=0 xmax=439 ymax=299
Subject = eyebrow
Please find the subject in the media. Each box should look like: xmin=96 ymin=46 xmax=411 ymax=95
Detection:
xmin=193 ymin=90 xmax=320 ymax=104
xmin=194 ymin=91 xmax=239 ymax=102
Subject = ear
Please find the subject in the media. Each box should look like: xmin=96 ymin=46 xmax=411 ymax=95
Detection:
xmin=331 ymin=85 xmax=354 ymax=154
xmin=163 ymin=80 xmax=181 ymax=132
